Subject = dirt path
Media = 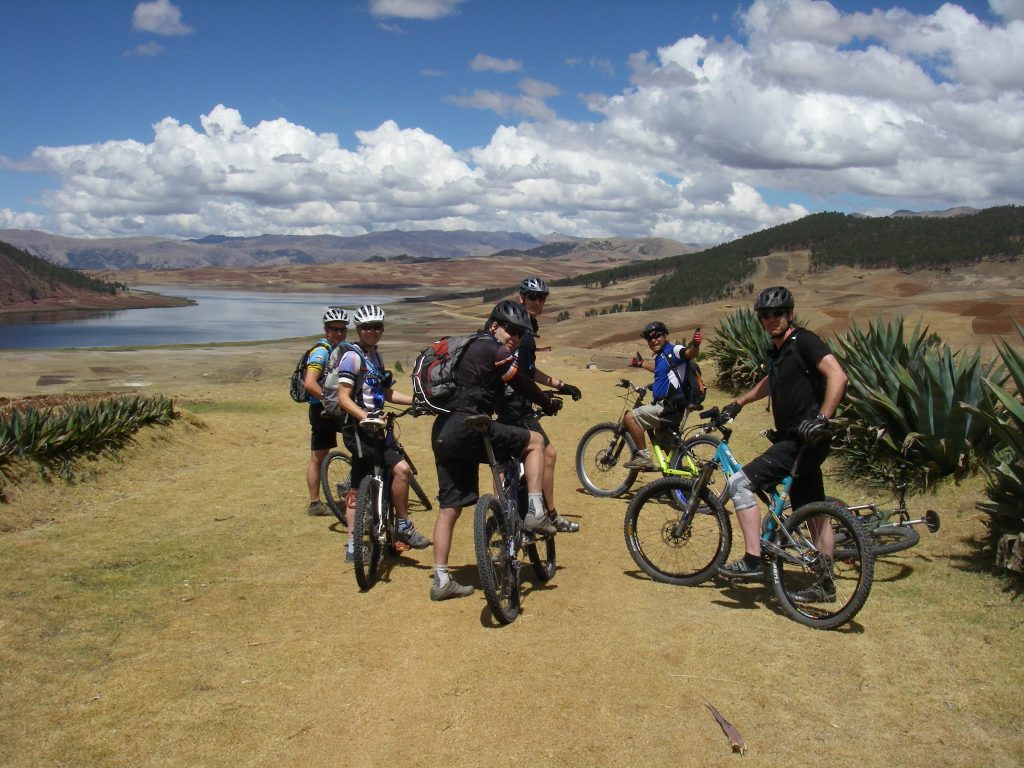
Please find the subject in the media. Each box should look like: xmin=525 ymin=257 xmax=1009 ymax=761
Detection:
xmin=1 ymin=346 xmax=1022 ymax=767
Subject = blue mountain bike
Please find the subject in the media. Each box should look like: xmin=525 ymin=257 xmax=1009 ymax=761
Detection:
xmin=624 ymin=406 xmax=874 ymax=630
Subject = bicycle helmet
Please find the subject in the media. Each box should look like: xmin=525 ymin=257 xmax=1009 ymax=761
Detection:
xmin=322 ymin=306 xmax=350 ymax=325
xmin=352 ymin=304 xmax=386 ymax=326
xmin=641 ymin=321 xmax=668 ymax=339
xmin=519 ymin=276 xmax=549 ymax=295
xmin=753 ymin=286 xmax=795 ymax=311
xmin=488 ymin=299 xmax=531 ymax=332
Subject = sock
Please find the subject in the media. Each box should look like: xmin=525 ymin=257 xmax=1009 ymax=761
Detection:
xmin=528 ymin=493 xmax=545 ymax=518
xmin=743 ymin=552 xmax=761 ymax=568
xmin=346 ymin=539 xmax=354 ymax=553
xmin=434 ymin=566 xmax=450 ymax=587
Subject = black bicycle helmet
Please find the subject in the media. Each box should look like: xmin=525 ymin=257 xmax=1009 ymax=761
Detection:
xmin=753 ymin=286 xmax=795 ymax=311
xmin=488 ymin=299 xmax=532 ymax=332
xmin=519 ymin=276 xmax=549 ymax=295
xmin=641 ymin=321 xmax=668 ymax=339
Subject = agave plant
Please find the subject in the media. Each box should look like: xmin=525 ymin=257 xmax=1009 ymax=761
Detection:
xmin=962 ymin=320 xmax=1024 ymax=535
xmin=706 ymin=308 xmax=771 ymax=393
xmin=833 ymin=316 xmax=997 ymax=491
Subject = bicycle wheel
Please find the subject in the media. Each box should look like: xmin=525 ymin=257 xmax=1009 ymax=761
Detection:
xmin=624 ymin=477 xmax=732 ymax=586
xmin=320 ymin=451 xmax=352 ymax=523
xmin=474 ymin=494 xmax=520 ymax=624
xmin=353 ymin=476 xmax=384 ymax=590
xmin=575 ymin=422 xmax=639 ymax=498
xmin=836 ymin=523 xmax=920 ymax=557
xmin=526 ymin=535 xmax=557 ymax=582
xmin=769 ymin=501 xmax=874 ymax=630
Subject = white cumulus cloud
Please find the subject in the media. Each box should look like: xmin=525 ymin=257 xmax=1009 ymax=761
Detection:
xmin=370 ymin=0 xmax=466 ymax=20
xmin=132 ymin=0 xmax=193 ymax=36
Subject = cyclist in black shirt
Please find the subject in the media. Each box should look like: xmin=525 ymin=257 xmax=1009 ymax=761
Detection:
xmin=429 ymin=300 xmax=563 ymax=601
xmin=497 ymin=276 xmax=582 ymax=533
xmin=716 ymin=286 xmax=848 ymax=601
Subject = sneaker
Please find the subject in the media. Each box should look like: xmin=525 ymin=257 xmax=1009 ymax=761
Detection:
xmin=524 ymin=512 xmax=557 ymax=535
xmin=549 ymin=513 xmax=580 ymax=533
xmin=623 ymin=449 xmax=655 ymax=470
xmin=307 ymin=501 xmax=331 ymax=517
xmin=717 ymin=557 xmax=764 ymax=581
xmin=791 ymin=580 xmax=837 ymax=603
xmin=396 ymin=522 xmax=431 ymax=549
xmin=430 ymin=576 xmax=474 ymax=601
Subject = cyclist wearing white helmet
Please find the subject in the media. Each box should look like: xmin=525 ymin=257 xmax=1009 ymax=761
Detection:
xmin=497 ymin=276 xmax=582 ymax=533
xmin=334 ymin=305 xmax=430 ymax=557
xmin=715 ymin=286 xmax=848 ymax=602
xmin=303 ymin=307 xmax=351 ymax=516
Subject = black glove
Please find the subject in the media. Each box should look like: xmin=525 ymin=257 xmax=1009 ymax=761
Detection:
xmin=798 ymin=414 xmax=830 ymax=444
xmin=720 ymin=401 xmax=743 ymax=422
xmin=542 ymin=395 xmax=563 ymax=416
xmin=380 ymin=370 xmax=394 ymax=389
xmin=557 ymin=382 xmax=582 ymax=401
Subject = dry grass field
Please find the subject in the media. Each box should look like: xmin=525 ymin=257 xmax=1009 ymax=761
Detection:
xmin=1 ymin=255 xmax=1023 ymax=767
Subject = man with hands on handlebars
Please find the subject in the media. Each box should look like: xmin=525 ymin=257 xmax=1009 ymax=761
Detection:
xmin=622 ymin=321 xmax=702 ymax=470
xmin=715 ymin=286 xmax=848 ymax=602
xmin=429 ymin=300 xmax=564 ymax=601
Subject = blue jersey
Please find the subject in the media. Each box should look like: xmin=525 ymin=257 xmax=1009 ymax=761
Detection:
xmin=651 ymin=343 xmax=689 ymax=403
xmin=305 ymin=337 xmax=334 ymax=404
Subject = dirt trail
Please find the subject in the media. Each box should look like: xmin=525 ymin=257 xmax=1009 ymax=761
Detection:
xmin=1 ymin=347 xmax=1022 ymax=768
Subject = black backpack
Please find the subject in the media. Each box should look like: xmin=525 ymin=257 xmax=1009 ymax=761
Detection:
xmin=659 ymin=346 xmax=706 ymax=409
xmin=289 ymin=341 xmax=331 ymax=403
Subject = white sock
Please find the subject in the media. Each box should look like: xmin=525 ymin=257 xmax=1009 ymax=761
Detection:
xmin=528 ymin=493 xmax=545 ymax=518
xmin=434 ymin=566 xmax=450 ymax=586
xmin=346 ymin=539 xmax=354 ymax=553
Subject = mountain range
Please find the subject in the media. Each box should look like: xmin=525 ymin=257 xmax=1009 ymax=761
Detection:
xmin=0 ymin=228 xmax=693 ymax=270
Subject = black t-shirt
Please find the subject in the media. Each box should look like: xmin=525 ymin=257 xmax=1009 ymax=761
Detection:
xmin=447 ymin=332 xmax=546 ymax=416
xmin=767 ymin=328 xmax=832 ymax=433
xmin=496 ymin=325 xmax=538 ymax=423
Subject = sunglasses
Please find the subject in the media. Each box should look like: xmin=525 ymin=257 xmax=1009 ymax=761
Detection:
xmin=499 ymin=322 xmax=525 ymax=338
xmin=358 ymin=323 xmax=384 ymax=331
xmin=325 ymin=325 xmax=347 ymax=333
xmin=757 ymin=309 xmax=789 ymax=320
xmin=523 ymin=291 xmax=548 ymax=302
xmin=643 ymin=331 xmax=667 ymax=341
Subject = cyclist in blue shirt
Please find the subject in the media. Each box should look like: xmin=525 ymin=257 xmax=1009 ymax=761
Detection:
xmin=623 ymin=321 xmax=702 ymax=470
xmin=303 ymin=307 xmax=349 ymax=516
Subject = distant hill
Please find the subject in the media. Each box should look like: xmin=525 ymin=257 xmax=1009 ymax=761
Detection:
xmin=0 ymin=240 xmax=122 ymax=308
xmin=493 ymin=236 xmax=695 ymax=261
xmin=890 ymin=206 xmax=980 ymax=218
xmin=557 ymin=204 xmax=1024 ymax=311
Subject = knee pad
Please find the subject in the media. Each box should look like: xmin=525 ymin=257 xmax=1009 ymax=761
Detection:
xmin=727 ymin=471 xmax=758 ymax=510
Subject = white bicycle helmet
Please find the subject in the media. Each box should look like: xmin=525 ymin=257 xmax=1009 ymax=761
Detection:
xmin=352 ymin=304 xmax=386 ymax=326
xmin=322 ymin=306 xmax=350 ymax=325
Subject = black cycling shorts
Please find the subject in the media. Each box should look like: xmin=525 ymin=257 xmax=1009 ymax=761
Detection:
xmin=431 ymin=414 xmax=531 ymax=509
xmin=309 ymin=402 xmax=339 ymax=451
xmin=742 ymin=438 xmax=830 ymax=511
xmin=342 ymin=428 xmax=404 ymax=492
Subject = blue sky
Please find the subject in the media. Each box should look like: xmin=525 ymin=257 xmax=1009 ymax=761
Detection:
xmin=2 ymin=0 xmax=1022 ymax=246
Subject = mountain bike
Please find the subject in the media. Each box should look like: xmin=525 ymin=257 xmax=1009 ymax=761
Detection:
xmin=574 ymin=378 xmax=724 ymax=501
xmin=351 ymin=408 xmax=425 ymax=590
xmin=320 ymin=430 xmax=433 ymax=525
xmin=624 ymin=406 xmax=874 ymax=630
xmin=831 ymin=471 xmax=941 ymax=557
xmin=470 ymin=404 xmax=560 ymax=625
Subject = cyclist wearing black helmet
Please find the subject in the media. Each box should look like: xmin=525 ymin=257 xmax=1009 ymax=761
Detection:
xmin=428 ymin=300 xmax=563 ymax=601
xmin=715 ymin=286 xmax=848 ymax=601
xmin=622 ymin=320 xmax=702 ymax=470
xmin=496 ymin=276 xmax=583 ymax=533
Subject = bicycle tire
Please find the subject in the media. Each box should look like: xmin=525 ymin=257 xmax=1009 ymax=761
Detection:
xmin=319 ymin=451 xmax=352 ymax=524
xmin=353 ymin=476 xmax=384 ymax=591
xmin=575 ymin=422 xmax=639 ymax=498
xmin=769 ymin=501 xmax=874 ymax=630
xmin=409 ymin=474 xmax=433 ymax=511
xmin=624 ymin=476 xmax=732 ymax=586
xmin=526 ymin=535 xmax=557 ymax=582
xmin=474 ymin=494 xmax=520 ymax=624
xmin=836 ymin=523 xmax=920 ymax=557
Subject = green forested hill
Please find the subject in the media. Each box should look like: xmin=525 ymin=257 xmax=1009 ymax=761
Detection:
xmin=554 ymin=205 xmax=1024 ymax=311
xmin=0 ymin=240 xmax=123 ymax=307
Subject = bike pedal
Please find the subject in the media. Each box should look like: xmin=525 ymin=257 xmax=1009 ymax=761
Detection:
xmin=393 ymin=540 xmax=412 ymax=553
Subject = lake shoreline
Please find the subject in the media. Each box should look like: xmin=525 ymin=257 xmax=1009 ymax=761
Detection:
xmin=0 ymin=289 xmax=192 ymax=316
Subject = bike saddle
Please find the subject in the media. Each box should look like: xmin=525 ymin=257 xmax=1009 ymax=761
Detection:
xmin=465 ymin=414 xmax=491 ymax=433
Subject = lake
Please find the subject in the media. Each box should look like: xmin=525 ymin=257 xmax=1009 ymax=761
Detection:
xmin=0 ymin=286 xmax=401 ymax=349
